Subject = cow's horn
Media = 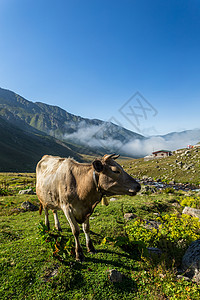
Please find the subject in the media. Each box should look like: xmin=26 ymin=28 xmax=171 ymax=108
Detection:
xmin=103 ymin=154 xmax=120 ymax=161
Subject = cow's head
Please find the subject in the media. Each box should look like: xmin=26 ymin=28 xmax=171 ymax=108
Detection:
xmin=92 ymin=154 xmax=141 ymax=196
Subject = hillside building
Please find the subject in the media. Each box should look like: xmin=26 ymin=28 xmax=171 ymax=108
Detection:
xmin=152 ymin=150 xmax=172 ymax=158
xmin=144 ymin=150 xmax=172 ymax=161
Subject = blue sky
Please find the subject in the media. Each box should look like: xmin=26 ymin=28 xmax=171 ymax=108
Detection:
xmin=0 ymin=0 xmax=200 ymax=135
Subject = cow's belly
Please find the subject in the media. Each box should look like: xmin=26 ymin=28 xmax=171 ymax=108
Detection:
xmin=37 ymin=176 xmax=63 ymax=210
xmin=69 ymin=199 xmax=100 ymax=224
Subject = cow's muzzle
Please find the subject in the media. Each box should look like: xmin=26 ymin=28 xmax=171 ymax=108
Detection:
xmin=128 ymin=183 xmax=141 ymax=196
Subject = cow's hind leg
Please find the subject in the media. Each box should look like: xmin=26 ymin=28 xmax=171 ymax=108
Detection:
xmin=82 ymin=217 xmax=95 ymax=254
xmin=62 ymin=206 xmax=84 ymax=262
xmin=52 ymin=210 xmax=62 ymax=231
xmin=44 ymin=207 xmax=50 ymax=230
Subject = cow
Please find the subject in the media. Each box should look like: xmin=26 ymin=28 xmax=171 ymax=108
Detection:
xmin=36 ymin=153 xmax=141 ymax=261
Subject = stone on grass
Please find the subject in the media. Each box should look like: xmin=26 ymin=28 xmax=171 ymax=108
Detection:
xmin=182 ymin=207 xmax=200 ymax=219
xmin=124 ymin=213 xmax=137 ymax=220
xmin=19 ymin=188 xmax=35 ymax=195
xmin=147 ymin=247 xmax=162 ymax=257
xmin=21 ymin=201 xmax=38 ymax=211
xmin=144 ymin=220 xmax=161 ymax=230
xmin=110 ymin=197 xmax=118 ymax=202
xmin=176 ymin=275 xmax=191 ymax=282
xmin=108 ymin=269 xmax=123 ymax=282
xmin=182 ymin=239 xmax=200 ymax=283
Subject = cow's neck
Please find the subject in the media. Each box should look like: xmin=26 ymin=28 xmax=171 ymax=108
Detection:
xmin=73 ymin=165 xmax=103 ymax=202
xmin=92 ymin=170 xmax=104 ymax=195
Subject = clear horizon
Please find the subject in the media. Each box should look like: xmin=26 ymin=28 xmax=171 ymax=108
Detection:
xmin=0 ymin=0 xmax=200 ymax=136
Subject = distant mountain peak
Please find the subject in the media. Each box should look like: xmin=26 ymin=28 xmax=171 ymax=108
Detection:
xmin=0 ymin=87 xmax=144 ymax=156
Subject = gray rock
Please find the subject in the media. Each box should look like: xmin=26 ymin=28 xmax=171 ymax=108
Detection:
xmin=124 ymin=213 xmax=137 ymax=220
xmin=153 ymin=213 xmax=160 ymax=217
xmin=19 ymin=188 xmax=35 ymax=195
xmin=171 ymin=202 xmax=181 ymax=208
xmin=144 ymin=220 xmax=161 ymax=230
xmin=42 ymin=264 xmax=59 ymax=282
xmin=21 ymin=201 xmax=38 ymax=211
xmin=176 ymin=275 xmax=191 ymax=282
xmin=182 ymin=239 xmax=200 ymax=282
xmin=182 ymin=207 xmax=200 ymax=219
xmin=147 ymin=247 xmax=162 ymax=257
xmin=140 ymin=185 xmax=157 ymax=194
xmin=110 ymin=197 xmax=118 ymax=201
xmin=108 ymin=269 xmax=123 ymax=282
xmin=169 ymin=180 xmax=175 ymax=185
xmin=185 ymin=150 xmax=190 ymax=155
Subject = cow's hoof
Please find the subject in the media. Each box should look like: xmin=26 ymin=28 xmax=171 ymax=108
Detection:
xmin=56 ymin=227 xmax=62 ymax=232
xmin=76 ymin=252 xmax=85 ymax=263
xmin=88 ymin=246 xmax=96 ymax=254
xmin=88 ymin=250 xmax=96 ymax=255
xmin=87 ymin=241 xmax=96 ymax=254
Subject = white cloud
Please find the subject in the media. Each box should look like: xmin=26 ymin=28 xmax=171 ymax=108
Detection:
xmin=64 ymin=123 xmax=200 ymax=157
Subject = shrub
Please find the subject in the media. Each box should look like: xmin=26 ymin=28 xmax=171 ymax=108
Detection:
xmin=37 ymin=222 xmax=74 ymax=261
xmin=126 ymin=213 xmax=200 ymax=263
xmin=179 ymin=196 xmax=200 ymax=209
xmin=0 ymin=188 xmax=11 ymax=196
xmin=163 ymin=187 xmax=175 ymax=194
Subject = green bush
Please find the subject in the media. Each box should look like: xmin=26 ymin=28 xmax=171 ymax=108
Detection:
xmin=180 ymin=196 xmax=200 ymax=209
xmin=126 ymin=213 xmax=200 ymax=263
xmin=38 ymin=222 xmax=74 ymax=261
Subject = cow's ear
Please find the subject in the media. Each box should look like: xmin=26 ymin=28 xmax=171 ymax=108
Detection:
xmin=92 ymin=160 xmax=104 ymax=172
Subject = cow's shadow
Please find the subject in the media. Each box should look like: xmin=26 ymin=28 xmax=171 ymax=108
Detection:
xmin=83 ymin=251 xmax=138 ymax=293
xmin=85 ymin=248 xmax=140 ymax=270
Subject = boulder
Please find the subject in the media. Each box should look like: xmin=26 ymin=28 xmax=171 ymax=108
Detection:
xmin=182 ymin=207 xmax=200 ymax=219
xmin=108 ymin=269 xmax=123 ymax=282
xmin=147 ymin=247 xmax=162 ymax=257
xmin=110 ymin=197 xmax=118 ymax=202
xmin=169 ymin=180 xmax=175 ymax=185
xmin=21 ymin=201 xmax=39 ymax=211
xmin=176 ymin=275 xmax=191 ymax=282
xmin=182 ymin=239 xmax=200 ymax=282
xmin=19 ymin=188 xmax=35 ymax=195
xmin=144 ymin=220 xmax=161 ymax=230
xmin=124 ymin=213 xmax=137 ymax=220
xmin=140 ymin=185 xmax=157 ymax=194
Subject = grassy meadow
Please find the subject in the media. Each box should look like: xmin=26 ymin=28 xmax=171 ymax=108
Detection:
xmin=1 ymin=169 xmax=200 ymax=299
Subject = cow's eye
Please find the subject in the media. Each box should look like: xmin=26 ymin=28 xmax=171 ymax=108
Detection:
xmin=113 ymin=170 xmax=120 ymax=174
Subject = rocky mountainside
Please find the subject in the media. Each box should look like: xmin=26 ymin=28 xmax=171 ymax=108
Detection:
xmin=0 ymin=87 xmax=144 ymax=148
xmin=0 ymin=116 xmax=82 ymax=172
xmin=124 ymin=146 xmax=200 ymax=185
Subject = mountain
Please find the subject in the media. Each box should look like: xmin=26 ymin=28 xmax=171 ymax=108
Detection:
xmin=160 ymin=129 xmax=200 ymax=145
xmin=0 ymin=87 xmax=144 ymax=148
xmin=0 ymin=116 xmax=82 ymax=172
xmin=0 ymin=87 xmax=199 ymax=171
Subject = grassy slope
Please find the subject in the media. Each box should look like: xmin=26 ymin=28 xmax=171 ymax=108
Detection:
xmin=1 ymin=172 xmax=200 ymax=299
xmin=122 ymin=147 xmax=200 ymax=185
xmin=0 ymin=117 xmax=82 ymax=172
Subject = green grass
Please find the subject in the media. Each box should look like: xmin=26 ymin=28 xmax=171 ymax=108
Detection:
xmin=123 ymin=147 xmax=200 ymax=185
xmin=1 ymin=173 xmax=200 ymax=299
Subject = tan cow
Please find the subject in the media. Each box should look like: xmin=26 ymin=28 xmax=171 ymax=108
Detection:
xmin=36 ymin=153 xmax=141 ymax=261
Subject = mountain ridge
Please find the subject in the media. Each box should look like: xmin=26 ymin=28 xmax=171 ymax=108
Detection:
xmin=0 ymin=115 xmax=83 ymax=172
xmin=0 ymin=87 xmax=143 ymax=144
xmin=0 ymin=87 xmax=200 ymax=171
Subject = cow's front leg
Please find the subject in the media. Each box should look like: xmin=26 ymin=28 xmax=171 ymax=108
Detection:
xmin=82 ymin=217 xmax=95 ymax=254
xmin=62 ymin=206 xmax=84 ymax=262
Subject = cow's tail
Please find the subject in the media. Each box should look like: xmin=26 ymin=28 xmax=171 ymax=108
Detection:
xmin=39 ymin=203 xmax=43 ymax=215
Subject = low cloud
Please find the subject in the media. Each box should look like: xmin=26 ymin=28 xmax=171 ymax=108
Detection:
xmin=64 ymin=123 xmax=200 ymax=157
